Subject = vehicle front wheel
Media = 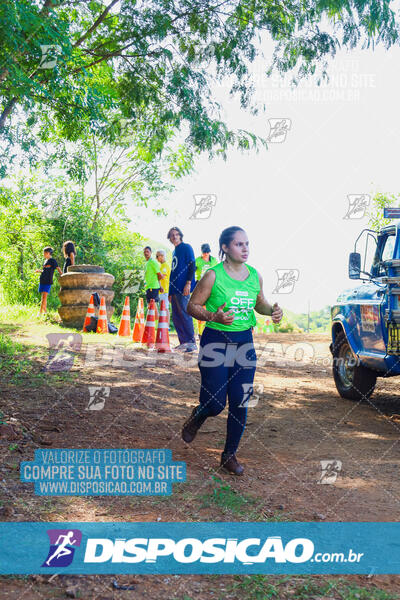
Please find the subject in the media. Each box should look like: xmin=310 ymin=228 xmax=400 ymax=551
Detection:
xmin=332 ymin=331 xmax=377 ymax=400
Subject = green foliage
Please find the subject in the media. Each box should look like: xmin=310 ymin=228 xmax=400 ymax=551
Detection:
xmin=288 ymin=306 xmax=331 ymax=333
xmin=39 ymin=122 xmax=194 ymax=224
xmin=0 ymin=331 xmax=32 ymax=383
xmin=367 ymin=191 xmax=400 ymax=232
xmin=0 ymin=301 xmax=45 ymax=323
xmin=254 ymin=307 xmax=331 ymax=333
xmin=2 ymin=1 xmax=399 ymax=175
xmin=230 ymin=575 xmax=398 ymax=600
xmin=274 ymin=316 xmax=300 ymax=333
xmin=0 ymin=332 xmax=24 ymax=356
xmin=255 ymin=306 xmax=330 ymax=334
xmin=231 ymin=575 xmax=285 ymax=599
xmin=200 ymin=476 xmax=258 ymax=516
xmin=0 ymin=172 xmax=147 ymax=315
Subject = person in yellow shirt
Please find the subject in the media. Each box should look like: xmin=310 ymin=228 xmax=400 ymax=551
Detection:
xmin=156 ymin=249 xmax=171 ymax=325
xmin=195 ymin=243 xmax=218 ymax=337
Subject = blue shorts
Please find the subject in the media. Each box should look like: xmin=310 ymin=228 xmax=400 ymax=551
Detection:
xmin=39 ymin=284 xmax=52 ymax=294
xmin=146 ymin=288 xmax=160 ymax=302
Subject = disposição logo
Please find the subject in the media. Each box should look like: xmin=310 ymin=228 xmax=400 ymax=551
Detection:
xmin=42 ymin=529 xmax=82 ymax=567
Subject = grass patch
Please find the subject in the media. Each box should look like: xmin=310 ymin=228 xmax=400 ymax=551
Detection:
xmin=0 ymin=300 xmax=120 ymax=329
xmin=199 ymin=476 xmax=261 ymax=518
xmin=0 ymin=332 xmax=25 ymax=355
xmin=0 ymin=332 xmax=32 ymax=383
xmin=148 ymin=479 xmax=290 ymax=522
xmin=199 ymin=477 xmax=290 ymax=521
xmin=230 ymin=575 xmax=398 ymax=600
xmin=0 ymin=302 xmax=53 ymax=323
xmin=0 ymin=330 xmax=77 ymax=386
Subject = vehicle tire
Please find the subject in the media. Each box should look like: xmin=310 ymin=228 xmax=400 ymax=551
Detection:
xmin=332 ymin=331 xmax=377 ymax=400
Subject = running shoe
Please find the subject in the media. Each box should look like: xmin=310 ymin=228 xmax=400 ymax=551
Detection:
xmin=174 ymin=343 xmax=188 ymax=351
xmin=184 ymin=343 xmax=198 ymax=353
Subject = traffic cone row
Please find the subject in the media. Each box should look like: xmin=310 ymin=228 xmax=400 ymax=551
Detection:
xmin=96 ymin=296 xmax=108 ymax=334
xmin=82 ymin=294 xmax=109 ymax=334
xmin=82 ymin=294 xmax=95 ymax=332
xmin=132 ymin=298 xmax=145 ymax=342
xmin=83 ymin=294 xmax=171 ymax=352
xmin=155 ymin=300 xmax=171 ymax=353
xmin=141 ymin=298 xmax=156 ymax=349
xmin=118 ymin=296 xmax=131 ymax=337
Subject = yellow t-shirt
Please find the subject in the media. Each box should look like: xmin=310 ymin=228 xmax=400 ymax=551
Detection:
xmin=159 ymin=262 xmax=171 ymax=294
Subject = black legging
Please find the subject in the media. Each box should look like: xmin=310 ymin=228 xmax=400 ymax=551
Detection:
xmin=195 ymin=326 xmax=257 ymax=455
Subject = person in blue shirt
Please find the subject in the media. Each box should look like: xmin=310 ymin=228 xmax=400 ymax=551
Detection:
xmin=167 ymin=226 xmax=197 ymax=352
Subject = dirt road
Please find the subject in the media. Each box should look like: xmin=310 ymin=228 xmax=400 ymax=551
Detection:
xmin=1 ymin=326 xmax=400 ymax=598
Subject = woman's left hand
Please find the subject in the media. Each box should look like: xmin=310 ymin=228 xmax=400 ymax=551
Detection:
xmin=271 ymin=303 xmax=283 ymax=323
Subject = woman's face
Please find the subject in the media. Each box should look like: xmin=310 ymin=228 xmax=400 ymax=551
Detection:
xmin=223 ymin=230 xmax=249 ymax=263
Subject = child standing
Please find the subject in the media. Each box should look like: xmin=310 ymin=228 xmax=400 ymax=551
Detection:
xmin=35 ymin=246 xmax=62 ymax=317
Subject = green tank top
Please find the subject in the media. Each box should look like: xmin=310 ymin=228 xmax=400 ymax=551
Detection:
xmin=205 ymin=262 xmax=260 ymax=331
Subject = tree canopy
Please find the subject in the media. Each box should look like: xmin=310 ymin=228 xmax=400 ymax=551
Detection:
xmin=1 ymin=0 xmax=399 ymax=176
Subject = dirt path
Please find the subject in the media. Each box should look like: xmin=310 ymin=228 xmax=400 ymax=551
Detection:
xmin=1 ymin=325 xmax=400 ymax=598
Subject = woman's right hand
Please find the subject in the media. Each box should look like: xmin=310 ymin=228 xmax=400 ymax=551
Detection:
xmin=213 ymin=302 xmax=234 ymax=325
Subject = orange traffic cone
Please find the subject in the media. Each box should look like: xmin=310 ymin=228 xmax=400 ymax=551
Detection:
xmin=154 ymin=302 xmax=159 ymax=322
xmin=155 ymin=300 xmax=171 ymax=353
xmin=118 ymin=296 xmax=131 ymax=337
xmin=132 ymin=298 xmax=145 ymax=342
xmin=83 ymin=294 xmax=95 ymax=332
xmin=96 ymin=296 xmax=108 ymax=334
xmin=141 ymin=298 xmax=156 ymax=348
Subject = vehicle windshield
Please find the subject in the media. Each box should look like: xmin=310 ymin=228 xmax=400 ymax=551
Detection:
xmin=376 ymin=234 xmax=396 ymax=276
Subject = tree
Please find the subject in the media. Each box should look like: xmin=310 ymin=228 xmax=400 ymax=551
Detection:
xmin=40 ymin=116 xmax=195 ymax=228
xmin=0 ymin=172 xmax=148 ymax=311
xmin=368 ymin=192 xmax=400 ymax=231
xmin=1 ymin=0 xmax=399 ymax=176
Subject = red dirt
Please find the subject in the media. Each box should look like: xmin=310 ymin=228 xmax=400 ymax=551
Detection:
xmin=1 ymin=329 xmax=400 ymax=598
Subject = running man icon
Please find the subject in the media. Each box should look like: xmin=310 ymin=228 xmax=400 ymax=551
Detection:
xmin=46 ymin=531 xmax=77 ymax=566
xmin=42 ymin=529 xmax=82 ymax=567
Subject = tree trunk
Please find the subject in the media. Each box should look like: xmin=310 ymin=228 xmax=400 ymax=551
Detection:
xmin=18 ymin=246 xmax=24 ymax=281
xmin=0 ymin=98 xmax=17 ymax=130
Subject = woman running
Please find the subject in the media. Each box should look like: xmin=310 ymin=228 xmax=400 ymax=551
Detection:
xmin=183 ymin=226 xmax=283 ymax=475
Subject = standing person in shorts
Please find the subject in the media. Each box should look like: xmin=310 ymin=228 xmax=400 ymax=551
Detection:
xmin=143 ymin=246 xmax=163 ymax=306
xmin=195 ymin=243 xmax=218 ymax=338
xmin=62 ymin=240 xmax=76 ymax=274
xmin=156 ymin=249 xmax=171 ymax=326
xmin=35 ymin=246 xmax=62 ymax=317
xmin=183 ymin=226 xmax=283 ymax=475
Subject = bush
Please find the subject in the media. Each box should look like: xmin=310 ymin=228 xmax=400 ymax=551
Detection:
xmin=0 ymin=180 xmax=149 ymax=316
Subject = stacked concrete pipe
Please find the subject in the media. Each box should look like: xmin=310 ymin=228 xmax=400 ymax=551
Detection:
xmin=58 ymin=264 xmax=115 ymax=328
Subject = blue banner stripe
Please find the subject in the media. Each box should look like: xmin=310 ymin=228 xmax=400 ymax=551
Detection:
xmin=0 ymin=522 xmax=399 ymax=574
